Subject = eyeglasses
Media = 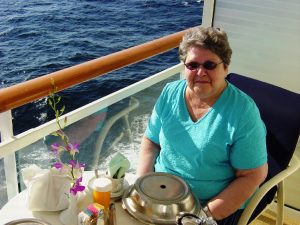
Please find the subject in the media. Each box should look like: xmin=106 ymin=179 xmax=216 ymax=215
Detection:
xmin=184 ymin=61 xmax=223 ymax=71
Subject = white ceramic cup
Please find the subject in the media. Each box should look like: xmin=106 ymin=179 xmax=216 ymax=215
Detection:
xmin=105 ymin=175 xmax=124 ymax=193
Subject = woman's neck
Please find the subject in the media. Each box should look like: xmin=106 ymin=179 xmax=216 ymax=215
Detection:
xmin=185 ymin=82 xmax=227 ymax=121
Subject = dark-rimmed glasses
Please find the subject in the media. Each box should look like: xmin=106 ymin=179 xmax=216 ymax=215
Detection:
xmin=184 ymin=61 xmax=223 ymax=71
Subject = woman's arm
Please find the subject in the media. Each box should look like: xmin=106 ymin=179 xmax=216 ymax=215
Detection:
xmin=207 ymin=163 xmax=268 ymax=220
xmin=136 ymin=136 xmax=161 ymax=176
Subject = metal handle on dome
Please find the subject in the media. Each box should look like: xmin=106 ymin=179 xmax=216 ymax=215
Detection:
xmin=176 ymin=212 xmax=218 ymax=225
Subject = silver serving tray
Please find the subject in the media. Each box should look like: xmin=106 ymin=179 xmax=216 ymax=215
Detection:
xmin=4 ymin=218 xmax=51 ymax=225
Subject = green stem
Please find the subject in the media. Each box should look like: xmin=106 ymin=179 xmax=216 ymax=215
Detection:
xmin=50 ymin=93 xmax=76 ymax=182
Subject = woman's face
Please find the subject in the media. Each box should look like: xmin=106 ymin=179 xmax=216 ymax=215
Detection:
xmin=184 ymin=46 xmax=228 ymax=100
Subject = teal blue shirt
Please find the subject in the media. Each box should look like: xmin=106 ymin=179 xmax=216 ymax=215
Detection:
xmin=145 ymin=80 xmax=267 ymax=206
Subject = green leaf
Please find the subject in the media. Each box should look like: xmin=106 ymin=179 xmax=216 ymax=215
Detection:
xmin=60 ymin=106 xmax=65 ymax=114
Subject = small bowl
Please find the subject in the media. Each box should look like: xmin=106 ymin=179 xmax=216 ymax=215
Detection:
xmin=122 ymin=172 xmax=201 ymax=224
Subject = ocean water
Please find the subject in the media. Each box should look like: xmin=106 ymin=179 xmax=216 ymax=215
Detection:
xmin=0 ymin=0 xmax=203 ymax=134
xmin=0 ymin=0 xmax=203 ymax=208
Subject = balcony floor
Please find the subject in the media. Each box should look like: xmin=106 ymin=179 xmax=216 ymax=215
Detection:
xmin=250 ymin=203 xmax=300 ymax=225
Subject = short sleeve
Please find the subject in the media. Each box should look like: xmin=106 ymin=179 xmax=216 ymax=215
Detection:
xmin=230 ymin=101 xmax=267 ymax=169
xmin=144 ymin=86 xmax=166 ymax=145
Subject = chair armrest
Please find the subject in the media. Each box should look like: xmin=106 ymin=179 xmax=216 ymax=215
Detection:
xmin=237 ymin=155 xmax=300 ymax=225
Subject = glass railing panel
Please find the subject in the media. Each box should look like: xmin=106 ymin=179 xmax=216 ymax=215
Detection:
xmin=95 ymin=73 xmax=181 ymax=173
xmin=0 ymin=159 xmax=7 ymax=208
xmin=0 ymin=69 xmax=181 ymax=209
xmin=16 ymin=139 xmax=55 ymax=191
xmin=15 ymin=109 xmax=110 ymax=191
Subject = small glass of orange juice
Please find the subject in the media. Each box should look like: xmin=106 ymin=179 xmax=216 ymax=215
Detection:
xmin=92 ymin=177 xmax=112 ymax=209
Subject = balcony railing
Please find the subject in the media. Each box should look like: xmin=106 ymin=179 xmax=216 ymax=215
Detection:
xmin=0 ymin=28 xmax=187 ymax=207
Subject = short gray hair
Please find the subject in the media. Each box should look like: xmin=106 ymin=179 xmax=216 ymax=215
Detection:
xmin=179 ymin=26 xmax=232 ymax=66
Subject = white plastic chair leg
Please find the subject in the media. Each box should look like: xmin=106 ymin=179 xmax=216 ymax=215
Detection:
xmin=276 ymin=181 xmax=284 ymax=225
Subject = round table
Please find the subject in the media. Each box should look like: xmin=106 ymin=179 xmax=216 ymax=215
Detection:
xmin=0 ymin=172 xmax=144 ymax=225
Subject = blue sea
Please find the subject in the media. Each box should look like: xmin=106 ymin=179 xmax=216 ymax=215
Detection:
xmin=0 ymin=0 xmax=203 ymax=135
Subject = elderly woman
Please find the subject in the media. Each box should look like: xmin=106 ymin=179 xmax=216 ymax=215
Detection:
xmin=137 ymin=27 xmax=268 ymax=225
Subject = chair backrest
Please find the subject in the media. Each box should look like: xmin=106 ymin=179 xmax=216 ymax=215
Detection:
xmin=227 ymin=73 xmax=300 ymax=220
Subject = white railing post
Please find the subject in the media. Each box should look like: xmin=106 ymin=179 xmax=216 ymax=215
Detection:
xmin=202 ymin=0 xmax=215 ymax=27
xmin=0 ymin=111 xmax=19 ymax=199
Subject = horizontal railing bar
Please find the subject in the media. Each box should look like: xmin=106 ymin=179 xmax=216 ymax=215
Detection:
xmin=0 ymin=28 xmax=190 ymax=113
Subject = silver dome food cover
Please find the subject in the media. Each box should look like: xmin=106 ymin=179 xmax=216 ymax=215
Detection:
xmin=122 ymin=172 xmax=201 ymax=224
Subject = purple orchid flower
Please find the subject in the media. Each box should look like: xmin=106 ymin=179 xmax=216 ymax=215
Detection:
xmin=70 ymin=177 xmax=85 ymax=195
xmin=52 ymin=162 xmax=63 ymax=170
xmin=51 ymin=143 xmax=65 ymax=155
xmin=67 ymin=143 xmax=80 ymax=156
xmin=69 ymin=160 xmax=85 ymax=169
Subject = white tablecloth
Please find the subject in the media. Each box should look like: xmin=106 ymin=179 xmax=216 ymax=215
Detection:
xmin=0 ymin=172 xmax=143 ymax=225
